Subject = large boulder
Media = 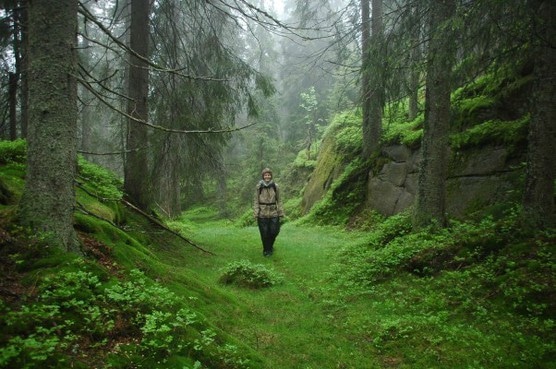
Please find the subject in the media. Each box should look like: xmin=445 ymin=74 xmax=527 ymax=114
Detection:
xmin=302 ymin=141 xmax=524 ymax=219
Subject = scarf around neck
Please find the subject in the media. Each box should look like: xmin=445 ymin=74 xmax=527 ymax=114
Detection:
xmin=259 ymin=179 xmax=275 ymax=188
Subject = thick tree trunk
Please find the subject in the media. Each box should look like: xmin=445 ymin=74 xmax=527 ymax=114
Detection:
xmin=19 ymin=0 xmax=79 ymax=252
xmin=124 ymin=0 xmax=150 ymax=210
xmin=523 ymin=0 xmax=556 ymax=228
xmin=413 ymin=0 xmax=456 ymax=229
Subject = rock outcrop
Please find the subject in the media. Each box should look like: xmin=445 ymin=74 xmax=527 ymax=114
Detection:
xmin=302 ymin=143 xmax=524 ymax=218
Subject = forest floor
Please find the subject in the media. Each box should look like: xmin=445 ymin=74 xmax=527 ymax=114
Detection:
xmin=167 ymin=213 xmax=380 ymax=369
xmin=1 ymin=145 xmax=553 ymax=368
xmin=1 ymin=203 xmax=553 ymax=369
xmin=166 ymin=209 xmax=555 ymax=369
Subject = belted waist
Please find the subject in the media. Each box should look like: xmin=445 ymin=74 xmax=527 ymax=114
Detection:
xmin=259 ymin=202 xmax=276 ymax=205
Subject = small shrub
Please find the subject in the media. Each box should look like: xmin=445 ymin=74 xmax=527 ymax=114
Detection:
xmin=383 ymin=114 xmax=423 ymax=148
xmin=0 ymin=266 xmax=254 ymax=368
xmin=219 ymin=260 xmax=283 ymax=289
xmin=325 ymin=110 xmax=362 ymax=156
xmin=77 ymin=156 xmax=123 ymax=200
xmin=0 ymin=139 xmax=26 ymax=165
xmin=450 ymin=115 xmax=529 ymax=150
xmin=293 ymin=148 xmax=318 ymax=169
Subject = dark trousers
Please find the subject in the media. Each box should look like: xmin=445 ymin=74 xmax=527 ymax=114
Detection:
xmin=257 ymin=217 xmax=280 ymax=255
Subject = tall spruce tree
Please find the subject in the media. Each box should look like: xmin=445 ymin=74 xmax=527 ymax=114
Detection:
xmin=413 ymin=0 xmax=456 ymax=229
xmin=19 ymin=0 xmax=79 ymax=252
xmin=124 ymin=0 xmax=151 ymax=210
xmin=361 ymin=0 xmax=384 ymax=158
xmin=523 ymin=0 xmax=556 ymax=228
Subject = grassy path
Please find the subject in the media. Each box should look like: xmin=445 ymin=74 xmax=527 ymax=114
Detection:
xmin=175 ymin=219 xmax=373 ymax=369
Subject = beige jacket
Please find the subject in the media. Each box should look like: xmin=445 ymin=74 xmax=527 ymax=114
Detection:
xmin=253 ymin=181 xmax=285 ymax=219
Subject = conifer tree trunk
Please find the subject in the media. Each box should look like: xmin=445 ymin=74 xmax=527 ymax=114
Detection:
xmin=79 ymin=33 xmax=94 ymax=162
xmin=153 ymin=134 xmax=182 ymax=218
xmin=413 ymin=0 xmax=456 ymax=229
xmin=408 ymin=3 xmax=421 ymax=121
xmin=361 ymin=0 xmax=372 ymax=158
xmin=361 ymin=0 xmax=384 ymax=158
xmin=124 ymin=0 xmax=150 ymax=210
xmin=19 ymin=0 xmax=79 ymax=252
xmin=19 ymin=0 xmax=29 ymax=138
xmin=523 ymin=0 xmax=556 ymax=228
xmin=8 ymin=72 xmax=17 ymax=140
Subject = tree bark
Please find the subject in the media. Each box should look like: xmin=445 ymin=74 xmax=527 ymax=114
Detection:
xmin=8 ymin=72 xmax=17 ymax=140
xmin=361 ymin=0 xmax=384 ymax=159
xmin=79 ymin=30 xmax=94 ymax=162
xmin=523 ymin=0 xmax=556 ymax=228
xmin=413 ymin=0 xmax=456 ymax=229
xmin=19 ymin=0 xmax=79 ymax=252
xmin=408 ymin=3 xmax=421 ymax=121
xmin=19 ymin=0 xmax=29 ymax=139
xmin=124 ymin=0 xmax=151 ymax=210
xmin=153 ymin=134 xmax=182 ymax=218
xmin=361 ymin=0 xmax=372 ymax=158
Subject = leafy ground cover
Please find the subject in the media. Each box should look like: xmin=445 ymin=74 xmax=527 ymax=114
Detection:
xmin=169 ymin=209 xmax=555 ymax=369
xmin=0 ymin=143 xmax=554 ymax=368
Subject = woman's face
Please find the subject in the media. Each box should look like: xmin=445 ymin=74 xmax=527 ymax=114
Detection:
xmin=263 ymin=172 xmax=272 ymax=182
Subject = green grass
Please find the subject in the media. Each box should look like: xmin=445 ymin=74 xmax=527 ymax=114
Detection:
xmin=1 ymin=180 xmax=554 ymax=368
xmin=169 ymin=212 xmax=373 ymax=369
xmin=162 ymin=208 xmax=554 ymax=369
xmin=1 ymin=142 xmax=553 ymax=368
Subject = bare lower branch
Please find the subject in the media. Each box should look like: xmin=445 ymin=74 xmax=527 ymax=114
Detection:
xmin=78 ymin=1 xmax=228 ymax=82
xmin=77 ymin=75 xmax=257 ymax=134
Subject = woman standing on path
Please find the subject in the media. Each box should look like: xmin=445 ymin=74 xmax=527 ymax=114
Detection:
xmin=253 ymin=168 xmax=284 ymax=256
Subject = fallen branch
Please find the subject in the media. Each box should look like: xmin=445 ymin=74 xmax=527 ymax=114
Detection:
xmin=121 ymin=198 xmax=215 ymax=256
xmin=75 ymin=182 xmax=214 ymax=255
xmin=76 ymin=201 xmax=119 ymax=229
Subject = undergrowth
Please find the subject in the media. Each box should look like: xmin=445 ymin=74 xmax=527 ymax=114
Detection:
xmin=302 ymin=157 xmax=368 ymax=226
xmin=219 ymin=260 xmax=283 ymax=289
xmin=0 ymin=142 xmax=260 ymax=369
xmin=0 ymin=262 xmax=253 ymax=369
xmin=326 ymin=208 xmax=556 ymax=368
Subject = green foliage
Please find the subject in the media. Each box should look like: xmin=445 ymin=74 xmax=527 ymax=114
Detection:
xmin=236 ymin=208 xmax=256 ymax=228
xmin=0 ymin=266 xmax=253 ymax=369
xmin=327 ymin=210 xmax=555 ymax=368
xmin=7 ymin=227 xmax=78 ymax=273
xmin=0 ymin=139 xmax=26 ymax=165
xmin=219 ymin=260 xmax=283 ymax=289
xmin=282 ymin=197 xmax=302 ymax=221
xmin=453 ymin=65 xmax=533 ymax=102
xmin=324 ymin=110 xmax=362 ymax=156
xmin=304 ymin=158 xmax=367 ymax=226
xmin=0 ymin=143 xmax=26 ymax=204
xmin=172 ymin=206 xmax=222 ymax=227
xmin=292 ymin=148 xmax=317 ymax=169
xmin=450 ymin=115 xmax=529 ymax=150
xmin=454 ymin=95 xmax=495 ymax=117
xmin=383 ymin=114 xmax=424 ymax=148
xmin=77 ymin=156 xmax=123 ymax=200
xmin=451 ymin=64 xmax=533 ymax=133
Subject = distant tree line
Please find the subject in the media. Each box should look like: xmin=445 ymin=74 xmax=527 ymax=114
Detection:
xmin=0 ymin=0 xmax=553 ymax=250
